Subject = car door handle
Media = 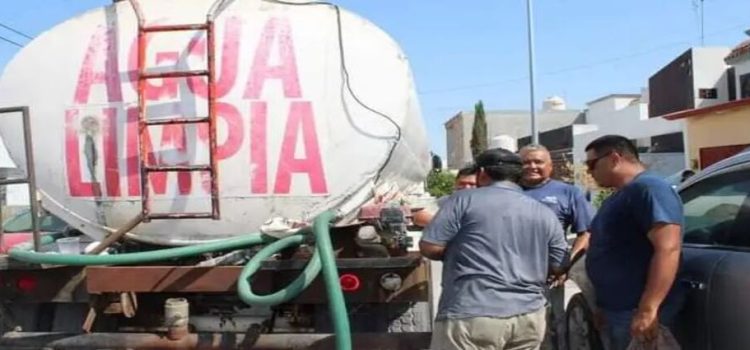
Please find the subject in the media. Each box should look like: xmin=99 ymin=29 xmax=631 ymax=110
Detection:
xmin=680 ymin=279 xmax=706 ymax=290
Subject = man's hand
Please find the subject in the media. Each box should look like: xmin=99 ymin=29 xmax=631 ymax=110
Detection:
xmin=630 ymin=307 xmax=659 ymax=342
xmin=547 ymin=273 xmax=567 ymax=288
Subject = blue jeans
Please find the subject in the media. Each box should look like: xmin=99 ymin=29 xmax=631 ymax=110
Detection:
xmin=601 ymin=298 xmax=683 ymax=350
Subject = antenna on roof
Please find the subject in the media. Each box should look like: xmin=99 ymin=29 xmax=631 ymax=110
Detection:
xmin=692 ymin=0 xmax=705 ymax=46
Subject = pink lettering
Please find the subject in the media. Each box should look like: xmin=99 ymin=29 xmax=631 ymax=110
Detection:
xmin=73 ymin=27 xmax=123 ymax=104
xmin=197 ymin=102 xmax=244 ymax=160
xmin=250 ymin=101 xmax=267 ymax=193
xmin=244 ymin=18 xmax=302 ymax=99
xmin=127 ymin=37 xmax=180 ymax=101
xmin=187 ymin=17 xmax=241 ymax=99
xmin=274 ymin=101 xmax=327 ymax=194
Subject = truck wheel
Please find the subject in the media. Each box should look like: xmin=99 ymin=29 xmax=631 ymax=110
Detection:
xmin=566 ymin=293 xmax=603 ymax=350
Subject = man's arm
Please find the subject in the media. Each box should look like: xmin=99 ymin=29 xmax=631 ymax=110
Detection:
xmin=630 ymin=180 xmax=684 ymax=341
xmin=569 ymin=186 xmax=595 ymax=260
xmin=631 ymin=223 xmax=682 ymax=340
xmin=412 ymin=209 xmax=435 ymax=228
xmin=547 ymin=214 xmax=568 ymax=277
xmin=419 ymin=240 xmax=446 ymax=260
xmin=569 ymin=232 xmax=590 ymax=261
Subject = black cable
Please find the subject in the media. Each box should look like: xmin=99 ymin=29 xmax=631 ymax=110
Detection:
xmin=263 ymin=0 xmax=403 ymax=184
xmin=0 ymin=34 xmax=23 ymax=47
xmin=0 ymin=22 xmax=34 ymax=40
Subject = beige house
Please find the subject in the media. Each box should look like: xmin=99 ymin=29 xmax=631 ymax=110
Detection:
xmin=663 ymin=98 xmax=750 ymax=169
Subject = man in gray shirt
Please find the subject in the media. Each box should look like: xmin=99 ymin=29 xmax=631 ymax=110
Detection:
xmin=420 ymin=148 xmax=568 ymax=350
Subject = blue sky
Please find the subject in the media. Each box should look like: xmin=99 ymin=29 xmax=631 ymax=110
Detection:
xmin=2 ymin=0 xmax=749 ymax=159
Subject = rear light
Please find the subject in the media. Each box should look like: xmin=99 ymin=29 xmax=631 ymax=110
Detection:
xmin=16 ymin=276 xmax=38 ymax=293
xmin=339 ymin=274 xmax=361 ymax=292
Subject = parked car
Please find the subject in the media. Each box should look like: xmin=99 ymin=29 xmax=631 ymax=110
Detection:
xmin=0 ymin=208 xmax=69 ymax=253
xmin=664 ymin=168 xmax=697 ymax=187
xmin=566 ymin=150 xmax=750 ymax=350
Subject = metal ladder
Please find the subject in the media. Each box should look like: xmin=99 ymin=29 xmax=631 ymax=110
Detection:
xmin=0 ymin=106 xmax=41 ymax=251
xmin=127 ymin=0 xmax=226 ymax=221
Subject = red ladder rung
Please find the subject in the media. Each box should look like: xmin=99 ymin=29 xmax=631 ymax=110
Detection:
xmin=142 ymin=23 xmax=209 ymax=33
xmin=145 ymin=117 xmax=210 ymax=126
xmin=141 ymin=70 xmax=208 ymax=80
xmin=147 ymin=212 xmax=214 ymax=220
xmin=144 ymin=165 xmax=212 ymax=172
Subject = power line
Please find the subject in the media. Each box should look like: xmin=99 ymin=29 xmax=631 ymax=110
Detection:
xmin=0 ymin=34 xmax=23 ymax=48
xmin=418 ymin=22 xmax=747 ymax=95
xmin=0 ymin=22 xmax=33 ymax=40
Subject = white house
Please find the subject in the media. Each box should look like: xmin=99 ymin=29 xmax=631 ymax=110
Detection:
xmin=572 ymin=93 xmax=687 ymax=177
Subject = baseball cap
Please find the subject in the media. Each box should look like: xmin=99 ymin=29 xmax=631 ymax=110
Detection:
xmin=474 ymin=148 xmax=522 ymax=168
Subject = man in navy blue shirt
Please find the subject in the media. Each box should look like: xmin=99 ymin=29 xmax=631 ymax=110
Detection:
xmin=520 ymin=144 xmax=594 ymax=350
xmin=584 ymin=135 xmax=683 ymax=350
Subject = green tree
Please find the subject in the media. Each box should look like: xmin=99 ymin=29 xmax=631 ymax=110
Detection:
xmin=425 ymin=171 xmax=455 ymax=198
xmin=593 ymin=189 xmax=614 ymax=209
xmin=470 ymin=100 xmax=488 ymax=159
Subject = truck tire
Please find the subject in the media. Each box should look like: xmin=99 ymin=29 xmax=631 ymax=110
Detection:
xmin=566 ymin=293 xmax=603 ymax=350
xmin=0 ymin=303 xmax=45 ymax=333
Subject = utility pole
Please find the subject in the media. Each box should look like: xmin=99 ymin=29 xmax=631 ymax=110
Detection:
xmin=697 ymin=0 xmax=705 ymax=46
xmin=526 ymin=0 xmax=539 ymax=144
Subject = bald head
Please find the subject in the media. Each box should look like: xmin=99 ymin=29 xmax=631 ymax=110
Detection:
xmin=520 ymin=144 xmax=553 ymax=187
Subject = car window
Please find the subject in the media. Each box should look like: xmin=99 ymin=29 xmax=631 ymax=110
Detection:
xmin=680 ymin=169 xmax=750 ymax=246
xmin=2 ymin=210 xmax=68 ymax=233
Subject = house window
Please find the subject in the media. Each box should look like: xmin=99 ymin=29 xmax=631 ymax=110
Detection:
xmin=741 ymin=73 xmax=750 ymax=99
xmin=698 ymin=88 xmax=718 ymax=99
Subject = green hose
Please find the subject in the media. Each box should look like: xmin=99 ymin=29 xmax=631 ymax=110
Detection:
xmin=237 ymin=233 xmax=322 ymax=306
xmin=8 ymin=211 xmax=352 ymax=350
xmin=9 ymin=233 xmax=272 ymax=266
xmin=237 ymin=212 xmax=351 ymax=350
xmin=312 ymin=211 xmax=352 ymax=350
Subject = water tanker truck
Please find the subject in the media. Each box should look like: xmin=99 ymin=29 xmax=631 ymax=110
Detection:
xmin=0 ymin=0 xmax=436 ymax=348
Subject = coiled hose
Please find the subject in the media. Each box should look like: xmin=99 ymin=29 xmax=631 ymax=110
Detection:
xmin=8 ymin=211 xmax=351 ymax=350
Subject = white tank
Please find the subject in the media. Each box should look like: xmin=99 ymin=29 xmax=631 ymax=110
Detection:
xmin=0 ymin=0 xmax=430 ymax=245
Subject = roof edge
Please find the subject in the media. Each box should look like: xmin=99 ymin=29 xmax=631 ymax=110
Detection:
xmin=662 ymin=98 xmax=750 ymax=120
xmin=586 ymin=93 xmax=642 ymax=106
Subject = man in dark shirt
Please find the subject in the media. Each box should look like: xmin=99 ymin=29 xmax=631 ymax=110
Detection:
xmin=520 ymin=144 xmax=594 ymax=350
xmin=584 ymin=135 xmax=683 ymax=350
xmin=420 ymin=148 xmax=568 ymax=350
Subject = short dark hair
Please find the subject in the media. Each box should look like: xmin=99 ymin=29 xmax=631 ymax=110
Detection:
xmin=474 ymin=148 xmax=523 ymax=183
xmin=585 ymin=135 xmax=640 ymax=161
xmin=456 ymin=164 xmax=477 ymax=179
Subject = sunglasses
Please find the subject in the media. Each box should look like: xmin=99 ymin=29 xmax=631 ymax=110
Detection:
xmin=584 ymin=151 xmax=613 ymax=171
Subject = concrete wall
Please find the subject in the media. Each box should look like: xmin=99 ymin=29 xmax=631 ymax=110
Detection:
xmin=445 ymin=114 xmax=467 ymax=169
xmin=733 ymin=59 xmax=750 ymax=98
xmin=445 ymin=109 xmax=581 ymax=169
xmin=572 ymin=97 xmax=686 ymax=167
xmin=685 ymin=105 xmax=750 ymax=167
xmin=692 ymin=47 xmax=732 ymax=109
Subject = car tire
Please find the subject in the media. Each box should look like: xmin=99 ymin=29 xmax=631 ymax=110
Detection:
xmin=566 ymin=293 xmax=604 ymax=350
